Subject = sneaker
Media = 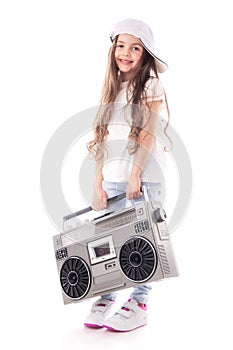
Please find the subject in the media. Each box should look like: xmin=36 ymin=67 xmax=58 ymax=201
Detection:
xmin=84 ymin=298 xmax=115 ymax=328
xmin=103 ymin=299 xmax=147 ymax=332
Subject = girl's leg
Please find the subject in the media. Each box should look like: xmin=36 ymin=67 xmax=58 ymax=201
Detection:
xmin=130 ymin=182 xmax=163 ymax=304
xmin=130 ymin=284 xmax=152 ymax=304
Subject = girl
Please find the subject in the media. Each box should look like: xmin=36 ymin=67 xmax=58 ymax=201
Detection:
xmin=84 ymin=18 xmax=170 ymax=332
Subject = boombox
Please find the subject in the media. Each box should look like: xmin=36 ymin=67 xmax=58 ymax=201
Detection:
xmin=53 ymin=192 xmax=178 ymax=305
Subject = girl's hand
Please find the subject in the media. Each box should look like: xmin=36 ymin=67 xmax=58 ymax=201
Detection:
xmin=92 ymin=186 xmax=107 ymax=211
xmin=126 ymin=176 xmax=142 ymax=200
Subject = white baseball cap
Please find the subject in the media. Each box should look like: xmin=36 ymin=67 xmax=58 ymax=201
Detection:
xmin=110 ymin=18 xmax=168 ymax=73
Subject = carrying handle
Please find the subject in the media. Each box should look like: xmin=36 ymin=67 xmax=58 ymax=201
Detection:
xmin=63 ymin=192 xmax=127 ymax=221
xmin=63 ymin=186 xmax=144 ymax=221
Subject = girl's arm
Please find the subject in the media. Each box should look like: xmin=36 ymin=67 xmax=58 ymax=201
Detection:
xmin=126 ymin=100 xmax=162 ymax=199
xmin=92 ymin=159 xmax=107 ymax=211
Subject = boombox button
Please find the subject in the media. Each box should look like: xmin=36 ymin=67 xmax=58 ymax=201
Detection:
xmin=105 ymin=261 xmax=116 ymax=270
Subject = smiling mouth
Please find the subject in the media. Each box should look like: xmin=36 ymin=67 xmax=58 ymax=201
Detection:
xmin=119 ymin=59 xmax=133 ymax=65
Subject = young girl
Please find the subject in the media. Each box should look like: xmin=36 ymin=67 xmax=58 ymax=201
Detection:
xmin=85 ymin=18 xmax=170 ymax=332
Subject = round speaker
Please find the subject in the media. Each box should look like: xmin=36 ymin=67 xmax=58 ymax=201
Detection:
xmin=60 ymin=256 xmax=91 ymax=299
xmin=119 ymin=236 xmax=157 ymax=282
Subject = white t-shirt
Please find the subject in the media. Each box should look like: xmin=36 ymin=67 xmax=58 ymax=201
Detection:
xmin=102 ymin=77 xmax=167 ymax=183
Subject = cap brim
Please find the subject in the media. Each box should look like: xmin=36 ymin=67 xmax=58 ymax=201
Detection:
xmin=141 ymin=42 xmax=168 ymax=73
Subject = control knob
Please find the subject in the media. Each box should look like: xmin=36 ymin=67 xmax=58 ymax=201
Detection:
xmin=153 ymin=208 xmax=167 ymax=223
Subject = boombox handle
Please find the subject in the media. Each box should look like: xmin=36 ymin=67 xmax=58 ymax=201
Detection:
xmin=63 ymin=192 xmax=126 ymax=222
xmin=63 ymin=186 xmax=146 ymax=222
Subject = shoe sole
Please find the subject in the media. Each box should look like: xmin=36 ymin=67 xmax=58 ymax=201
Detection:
xmin=104 ymin=322 xmax=147 ymax=332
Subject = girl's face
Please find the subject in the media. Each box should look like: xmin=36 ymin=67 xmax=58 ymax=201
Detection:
xmin=115 ymin=34 xmax=144 ymax=81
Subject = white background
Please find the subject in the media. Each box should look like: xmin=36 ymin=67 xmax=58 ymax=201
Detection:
xmin=1 ymin=1 xmax=233 ymax=349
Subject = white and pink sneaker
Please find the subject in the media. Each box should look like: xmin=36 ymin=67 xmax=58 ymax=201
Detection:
xmin=103 ymin=299 xmax=147 ymax=332
xmin=84 ymin=298 xmax=115 ymax=328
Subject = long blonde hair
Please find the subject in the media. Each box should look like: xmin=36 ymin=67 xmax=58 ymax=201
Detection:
xmin=87 ymin=36 xmax=171 ymax=159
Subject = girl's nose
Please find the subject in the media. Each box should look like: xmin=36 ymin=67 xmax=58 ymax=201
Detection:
xmin=122 ymin=47 xmax=130 ymax=56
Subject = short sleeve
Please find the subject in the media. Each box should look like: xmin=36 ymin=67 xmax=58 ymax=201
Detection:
xmin=144 ymin=77 xmax=165 ymax=103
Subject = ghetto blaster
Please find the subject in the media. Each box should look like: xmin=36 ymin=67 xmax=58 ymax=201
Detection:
xmin=53 ymin=189 xmax=179 ymax=305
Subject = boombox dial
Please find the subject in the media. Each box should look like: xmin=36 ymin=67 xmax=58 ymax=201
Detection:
xmin=153 ymin=208 xmax=167 ymax=223
xmin=119 ymin=236 xmax=157 ymax=282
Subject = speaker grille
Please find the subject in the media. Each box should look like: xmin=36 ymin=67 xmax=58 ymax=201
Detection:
xmin=158 ymin=245 xmax=171 ymax=275
xmin=119 ymin=237 xmax=157 ymax=282
xmin=60 ymin=257 xmax=91 ymax=299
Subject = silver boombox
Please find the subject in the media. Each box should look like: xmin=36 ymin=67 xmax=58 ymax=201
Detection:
xmin=53 ymin=191 xmax=179 ymax=305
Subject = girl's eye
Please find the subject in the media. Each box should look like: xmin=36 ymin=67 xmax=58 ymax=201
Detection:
xmin=116 ymin=44 xmax=141 ymax=51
